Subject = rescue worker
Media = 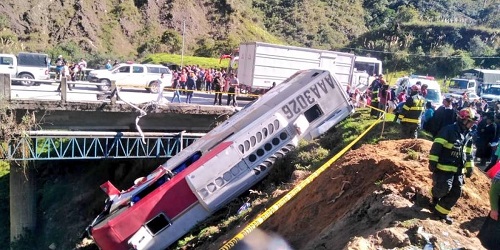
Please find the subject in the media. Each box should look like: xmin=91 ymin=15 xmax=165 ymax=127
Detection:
xmin=369 ymin=74 xmax=383 ymax=117
xmin=428 ymin=108 xmax=478 ymax=224
xmin=399 ymin=84 xmax=425 ymax=138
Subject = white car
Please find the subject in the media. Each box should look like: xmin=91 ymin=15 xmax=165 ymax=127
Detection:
xmin=480 ymin=86 xmax=500 ymax=104
xmin=88 ymin=63 xmax=172 ymax=93
xmin=0 ymin=52 xmax=50 ymax=86
xmin=395 ymin=75 xmax=443 ymax=107
xmin=444 ymin=92 xmax=480 ymax=102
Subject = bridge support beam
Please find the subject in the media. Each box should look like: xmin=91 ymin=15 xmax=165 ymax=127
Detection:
xmin=9 ymin=162 xmax=36 ymax=242
xmin=1 ymin=74 xmax=11 ymax=101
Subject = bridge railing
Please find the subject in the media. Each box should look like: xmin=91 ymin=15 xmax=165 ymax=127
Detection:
xmin=0 ymin=131 xmax=205 ymax=161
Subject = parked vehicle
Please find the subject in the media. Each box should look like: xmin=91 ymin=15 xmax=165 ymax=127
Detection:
xmin=354 ymin=56 xmax=383 ymax=77
xmin=219 ymin=43 xmax=381 ymax=96
xmin=447 ymin=69 xmax=500 ymax=96
xmin=236 ymin=42 xmax=356 ymax=94
xmin=447 ymin=78 xmax=478 ymax=96
xmin=395 ymin=75 xmax=443 ymax=107
xmin=445 ymin=92 xmax=481 ymax=103
xmin=87 ymin=69 xmax=355 ymax=250
xmin=88 ymin=63 xmax=172 ymax=93
xmin=480 ymin=82 xmax=500 ymax=104
xmin=354 ymin=55 xmax=383 ymax=86
xmin=0 ymin=52 xmax=50 ymax=86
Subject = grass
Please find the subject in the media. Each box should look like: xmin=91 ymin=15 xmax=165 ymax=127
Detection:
xmin=240 ymin=19 xmax=284 ymax=45
xmin=400 ymin=218 xmax=420 ymax=228
xmin=406 ymin=149 xmax=420 ymax=161
xmin=142 ymin=53 xmax=224 ymax=69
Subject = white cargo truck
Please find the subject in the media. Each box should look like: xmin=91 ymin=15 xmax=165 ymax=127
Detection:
xmin=0 ymin=52 xmax=51 ymax=86
xmin=237 ymin=42 xmax=358 ymax=94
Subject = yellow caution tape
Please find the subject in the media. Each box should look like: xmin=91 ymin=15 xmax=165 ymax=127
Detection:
xmin=114 ymin=83 xmax=262 ymax=98
xmin=219 ymin=110 xmax=384 ymax=250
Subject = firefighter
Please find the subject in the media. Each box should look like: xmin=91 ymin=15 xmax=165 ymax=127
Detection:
xmin=428 ymin=108 xmax=478 ymax=224
xmin=400 ymin=84 xmax=425 ymax=138
xmin=369 ymin=74 xmax=383 ymax=117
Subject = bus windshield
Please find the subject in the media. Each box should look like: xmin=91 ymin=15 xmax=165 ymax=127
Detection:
xmin=354 ymin=57 xmax=382 ymax=77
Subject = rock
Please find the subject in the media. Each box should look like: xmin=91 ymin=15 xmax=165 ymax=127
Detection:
xmin=376 ymin=228 xmax=410 ymax=249
xmin=343 ymin=236 xmax=373 ymax=250
xmin=48 ymin=243 xmax=56 ymax=250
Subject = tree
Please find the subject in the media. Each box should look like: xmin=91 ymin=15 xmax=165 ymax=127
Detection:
xmin=444 ymin=51 xmax=475 ymax=77
xmin=480 ymin=6 xmax=500 ymax=28
xmin=46 ymin=41 xmax=86 ymax=63
xmin=468 ymin=35 xmax=495 ymax=57
xmin=137 ymin=37 xmax=162 ymax=56
xmin=193 ymin=38 xmax=217 ymax=57
xmin=160 ymin=30 xmax=182 ymax=54
xmin=396 ymin=6 xmax=419 ymax=23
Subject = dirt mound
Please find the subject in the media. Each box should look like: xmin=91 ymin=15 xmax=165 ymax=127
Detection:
xmin=232 ymin=139 xmax=491 ymax=250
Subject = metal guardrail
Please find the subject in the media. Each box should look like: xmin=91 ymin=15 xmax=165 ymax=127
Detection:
xmin=10 ymin=77 xmax=107 ymax=86
xmin=0 ymin=131 xmax=205 ymax=161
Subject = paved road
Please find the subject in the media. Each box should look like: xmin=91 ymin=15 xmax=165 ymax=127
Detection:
xmin=10 ymin=81 xmax=254 ymax=107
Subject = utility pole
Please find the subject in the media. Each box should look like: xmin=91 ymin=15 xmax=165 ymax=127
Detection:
xmin=181 ymin=20 xmax=185 ymax=68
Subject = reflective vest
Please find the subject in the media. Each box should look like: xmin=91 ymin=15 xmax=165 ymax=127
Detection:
xmin=400 ymin=94 xmax=425 ymax=124
xmin=429 ymin=123 xmax=474 ymax=174
xmin=370 ymin=80 xmax=381 ymax=102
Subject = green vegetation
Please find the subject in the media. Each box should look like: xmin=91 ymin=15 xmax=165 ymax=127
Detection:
xmin=406 ymin=149 xmax=420 ymax=161
xmin=0 ymin=161 xmax=9 ymax=249
xmin=142 ymin=53 xmax=226 ymax=69
xmin=400 ymin=218 xmax=420 ymax=228
xmin=1 ymin=0 xmax=498 ymax=75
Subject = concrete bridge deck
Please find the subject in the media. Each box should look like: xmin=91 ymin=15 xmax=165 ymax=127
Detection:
xmin=8 ymin=99 xmax=236 ymax=132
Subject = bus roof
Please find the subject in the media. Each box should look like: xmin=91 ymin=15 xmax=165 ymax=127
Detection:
xmin=355 ymin=56 xmax=381 ymax=63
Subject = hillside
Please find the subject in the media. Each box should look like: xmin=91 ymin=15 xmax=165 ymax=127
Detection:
xmin=0 ymin=0 xmax=498 ymax=74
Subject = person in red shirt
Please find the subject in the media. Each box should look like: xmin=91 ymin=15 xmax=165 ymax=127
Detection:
xmin=421 ymin=84 xmax=428 ymax=97
xmin=397 ymin=89 xmax=406 ymax=103
xmin=378 ymin=84 xmax=391 ymax=112
xmin=179 ymin=69 xmax=187 ymax=92
xmin=204 ymin=69 xmax=213 ymax=93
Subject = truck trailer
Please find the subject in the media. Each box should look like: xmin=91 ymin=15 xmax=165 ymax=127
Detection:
xmin=237 ymin=42 xmax=358 ymax=94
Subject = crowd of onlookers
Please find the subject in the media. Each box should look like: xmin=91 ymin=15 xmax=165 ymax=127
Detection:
xmin=53 ymin=55 xmax=89 ymax=81
xmin=52 ymin=54 xmax=247 ymax=105
xmin=165 ymin=65 xmax=243 ymax=106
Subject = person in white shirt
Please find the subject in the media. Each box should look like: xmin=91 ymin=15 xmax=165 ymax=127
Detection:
xmin=56 ymin=63 xmax=73 ymax=91
xmin=156 ymin=73 xmax=169 ymax=103
xmin=227 ymin=73 xmax=239 ymax=106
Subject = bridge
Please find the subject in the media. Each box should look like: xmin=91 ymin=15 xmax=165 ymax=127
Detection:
xmin=0 ymin=73 xmax=252 ymax=242
xmin=1 ymin=131 xmax=205 ymax=161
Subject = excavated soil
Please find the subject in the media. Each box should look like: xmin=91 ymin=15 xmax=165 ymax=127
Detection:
xmin=212 ymin=139 xmax=491 ymax=250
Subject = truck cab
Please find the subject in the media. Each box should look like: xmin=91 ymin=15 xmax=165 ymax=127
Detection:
xmin=0 ymin=52 xmax=50 ymax=86
xmin=447 ymin=78 xmax=477 ymax=95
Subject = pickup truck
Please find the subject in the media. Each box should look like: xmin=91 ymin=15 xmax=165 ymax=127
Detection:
xmin=0 ymin=52 xmax=51 ymax=86
xmin=87 ymin=63 xmax=172 ymax=93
